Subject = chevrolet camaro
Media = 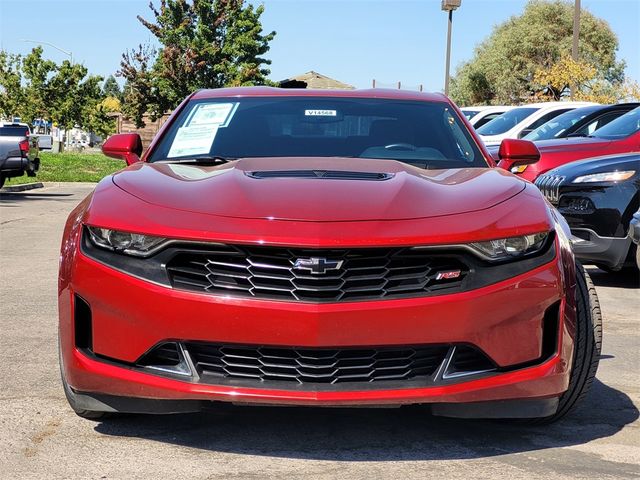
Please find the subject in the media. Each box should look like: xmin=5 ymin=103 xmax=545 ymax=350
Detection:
xmin=58 ymin=88 xmax=602 ymax=422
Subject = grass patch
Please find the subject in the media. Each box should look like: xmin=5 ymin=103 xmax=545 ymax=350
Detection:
xmin=5 ymin=151 xmax=124 ymax=184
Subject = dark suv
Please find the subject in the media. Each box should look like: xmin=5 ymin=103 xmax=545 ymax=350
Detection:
xmin=535 ymin=152 xmax=640 ymax=273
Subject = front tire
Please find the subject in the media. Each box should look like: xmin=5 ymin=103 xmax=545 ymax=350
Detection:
xmin=538 ymin=262 xmax=602 ymax=423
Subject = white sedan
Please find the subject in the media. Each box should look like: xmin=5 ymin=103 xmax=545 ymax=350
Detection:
xmin=477 ymin=101 xmax=597 ymax=146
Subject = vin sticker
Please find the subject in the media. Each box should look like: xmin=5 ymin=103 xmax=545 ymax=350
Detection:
xmin=304 ymin=109 xmax=337 ymax=116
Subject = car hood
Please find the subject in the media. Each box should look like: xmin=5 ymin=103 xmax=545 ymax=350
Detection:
xmin=544 ymin=152 xmax=640 ymax=178
xmin=112 ymin=157 xmax=526 ymax=222
xmin=534 ymin=135 xmax=613 ymax=152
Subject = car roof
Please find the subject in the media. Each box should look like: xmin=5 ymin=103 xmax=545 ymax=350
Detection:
xmin=462 ymin=105 xmax=512 ymax=111
xmin=513 ymin=101 xmax=597 ymax=109
xmin=191 ymin=86 xmax=449 ymax=103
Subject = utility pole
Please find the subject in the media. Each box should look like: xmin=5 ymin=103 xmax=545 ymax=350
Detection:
xmin=571 ymin=0 xmax=581 ymax=99
xmin=441 ymin=0 xmax=462 ymax=97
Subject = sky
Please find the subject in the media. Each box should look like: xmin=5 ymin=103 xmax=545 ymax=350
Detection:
xmin=0 ymin=0 xmax=638 ymax=92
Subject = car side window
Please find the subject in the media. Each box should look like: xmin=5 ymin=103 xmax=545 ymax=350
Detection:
xmin=518 ymin=109 xmax=572 ymax=138
xmin=474 ymin=113 xmax=501 ymax=129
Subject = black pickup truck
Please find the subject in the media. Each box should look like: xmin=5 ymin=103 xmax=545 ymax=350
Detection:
xmin=0 ymin=123 xmax=46 ymax=188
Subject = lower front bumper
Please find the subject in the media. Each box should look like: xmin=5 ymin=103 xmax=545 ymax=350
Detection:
xmin=68 ymin=386 xmax=560 ymax=418
xmin=571 ymin=228 xmax=631 ymax=269
xmin=59 ymin=240 xmax=573 ymax=411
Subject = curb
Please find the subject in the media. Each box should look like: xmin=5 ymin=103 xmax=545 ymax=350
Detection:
xmin=0 ymin=182 xmax=44 ymax=192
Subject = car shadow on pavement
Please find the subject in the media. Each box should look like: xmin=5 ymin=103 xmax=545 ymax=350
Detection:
xmin=93 ymin=379 xmax=637 ymax=461
xmin=0 ymin=192 xmax=74 ymax=203
xmin=586 ymin=267 xmax=639 ymax=289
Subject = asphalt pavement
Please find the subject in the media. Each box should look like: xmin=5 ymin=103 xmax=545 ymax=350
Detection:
xmin=1 ymin=184 xmax=638 ymax=480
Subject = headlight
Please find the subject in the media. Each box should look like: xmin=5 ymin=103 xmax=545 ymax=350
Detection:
xmin=469 ymin=232 xmax=549 ymax=261
xmin=87 ymin=226 xmax=168 ymax=257
xmin=572 ymin=170 xmax=635 ymax=183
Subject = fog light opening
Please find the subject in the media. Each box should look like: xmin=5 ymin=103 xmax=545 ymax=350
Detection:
xmin=138 ymin=342 xmax=195 ymax=377
xmin=440 ymin=345 xmax=497 ymax=380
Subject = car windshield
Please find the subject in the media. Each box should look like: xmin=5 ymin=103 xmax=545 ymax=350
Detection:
xmin=476 ymin=107 xmax=539 ymax=136
xmin=591 ymin=106 xmax=640 ymax=139
xmin=523 ymin=106 xmax=601 ymax=141
xmin=148 ymin=97 xmax=487 ymax=168
xmin=461 ymin=110 xmax=480 ymax=120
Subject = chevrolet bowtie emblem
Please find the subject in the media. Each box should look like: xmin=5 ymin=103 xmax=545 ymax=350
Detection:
xmin=293 ymin=257 xmax=344 ymax=275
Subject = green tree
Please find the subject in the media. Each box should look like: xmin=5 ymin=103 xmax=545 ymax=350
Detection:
xmin=21 ymin=47 xmax=57 ymax=123
xmin=0 ymin=50 xmax=25 ymax=120
xmin=102 ymin=74 xmax=123 ymax=101
xmin=450 ymin=0 xmax=626 ymax=105
xmin=119 ymin=0 xmax=276 ymax=126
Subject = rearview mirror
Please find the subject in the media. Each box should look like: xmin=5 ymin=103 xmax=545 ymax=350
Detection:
xmin=498 ymin=138 xmax=540 ymax=165
xmin=102 ymin=133 xmax=143 ymax=165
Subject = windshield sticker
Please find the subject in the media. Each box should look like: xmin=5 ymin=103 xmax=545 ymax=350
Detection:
xmin=187 ymin=103 xmax=237 ymax=127
xmin=167 ymin=125 xmax=218 ymax=158
xmin=304 ymin=109 xmax=337 ymax=117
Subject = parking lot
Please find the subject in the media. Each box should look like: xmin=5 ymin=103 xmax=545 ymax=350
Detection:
xmin=1 ymin=184 xmax=638 ymax=480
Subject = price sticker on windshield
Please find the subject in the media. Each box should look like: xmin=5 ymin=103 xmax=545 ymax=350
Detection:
xmin=187 ymin=103 xmax=237 ymax=127
xmin=304 ymin=109 xmax=337 ymax=117
xmin=167 ymin=125 xmax=218 ymax=158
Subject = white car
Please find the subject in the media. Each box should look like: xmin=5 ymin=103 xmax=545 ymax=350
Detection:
xmin=477 ymin=101 xmax=598 ymax=147
xmin=461 ymin=106 xmax=513 ymax=129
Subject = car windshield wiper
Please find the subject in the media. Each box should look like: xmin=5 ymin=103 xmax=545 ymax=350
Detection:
xmin=156 ymin=156 xmax=236 ymax=165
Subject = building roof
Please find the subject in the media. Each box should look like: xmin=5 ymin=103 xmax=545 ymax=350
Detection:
xmin=279 ymin=71 xmax=355 ymax=90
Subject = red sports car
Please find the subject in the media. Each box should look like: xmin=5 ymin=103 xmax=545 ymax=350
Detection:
xmin=497 ymin=106 xmax=640 ymax=181
xmin=58 ymin=88 xmax=601 ymax=422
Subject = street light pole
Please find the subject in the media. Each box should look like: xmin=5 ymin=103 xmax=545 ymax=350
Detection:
xmin=444 ymin=10 xmax=453 ymax=96
xmin=20 ymin=39 xmax=73 ymax=64
xmin=441 ymin=0 xmax=462 ymax=97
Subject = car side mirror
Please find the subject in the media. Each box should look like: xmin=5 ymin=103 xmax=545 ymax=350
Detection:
xmin=102 ymin=133 xmax=143 ymax=165
xmin=498 ymin=138 xmax=540 ymax=165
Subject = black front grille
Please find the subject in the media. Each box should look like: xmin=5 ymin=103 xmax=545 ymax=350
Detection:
xmin=535 ymin=175 xmax=565 ymax=204
xmin=166 ymin=245 xmax=469 ymax=302
xmin=186 ymin=343 xmax=451 ymax=386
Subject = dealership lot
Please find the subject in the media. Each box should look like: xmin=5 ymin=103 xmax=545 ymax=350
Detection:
xmin=1 ymin=184 xmax=638 ymax=480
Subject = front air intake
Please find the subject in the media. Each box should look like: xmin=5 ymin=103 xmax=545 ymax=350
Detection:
xmin=74 ymin=295 xmax=93 ymax=350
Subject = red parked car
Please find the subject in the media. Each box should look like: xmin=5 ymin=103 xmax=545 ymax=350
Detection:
xmin=497 ymin=106 xmax=640 ymax=181
xmin=58 ymin=88 xmax=601 ymax=422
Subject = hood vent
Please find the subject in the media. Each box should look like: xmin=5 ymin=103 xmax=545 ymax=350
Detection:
xmin=246 ymin=170 xmax=394 ymax=181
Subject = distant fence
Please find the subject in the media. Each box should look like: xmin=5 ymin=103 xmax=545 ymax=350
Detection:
xmin=115 ymin=113 xmax=171 ymax=149
xmin=372 ymin=80 xmax=424 ymax=91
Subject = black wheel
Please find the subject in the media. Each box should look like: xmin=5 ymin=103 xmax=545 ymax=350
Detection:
xmin=58 ymin=339 xmax=110 ymax=420
xmin=536 ymin=262 xmax=602 ymax=423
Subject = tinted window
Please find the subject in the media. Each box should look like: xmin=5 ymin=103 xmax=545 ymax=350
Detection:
xmin=0 ymin=126 xmax=29 ymax=136
xmin=477 ymin=107 xmax=539 ymax=135
xmin=524 ymin=106 xmax=600 ymax=140
xmin=149 ymin=97 xmax=488 ymax=169
xmin=461 ymin=110 xmax=480 ymax=120
xmin=573 ymin=110 xmax=630 ymax=136
xmin=592 ymin=107 xmax=640 ymax=139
